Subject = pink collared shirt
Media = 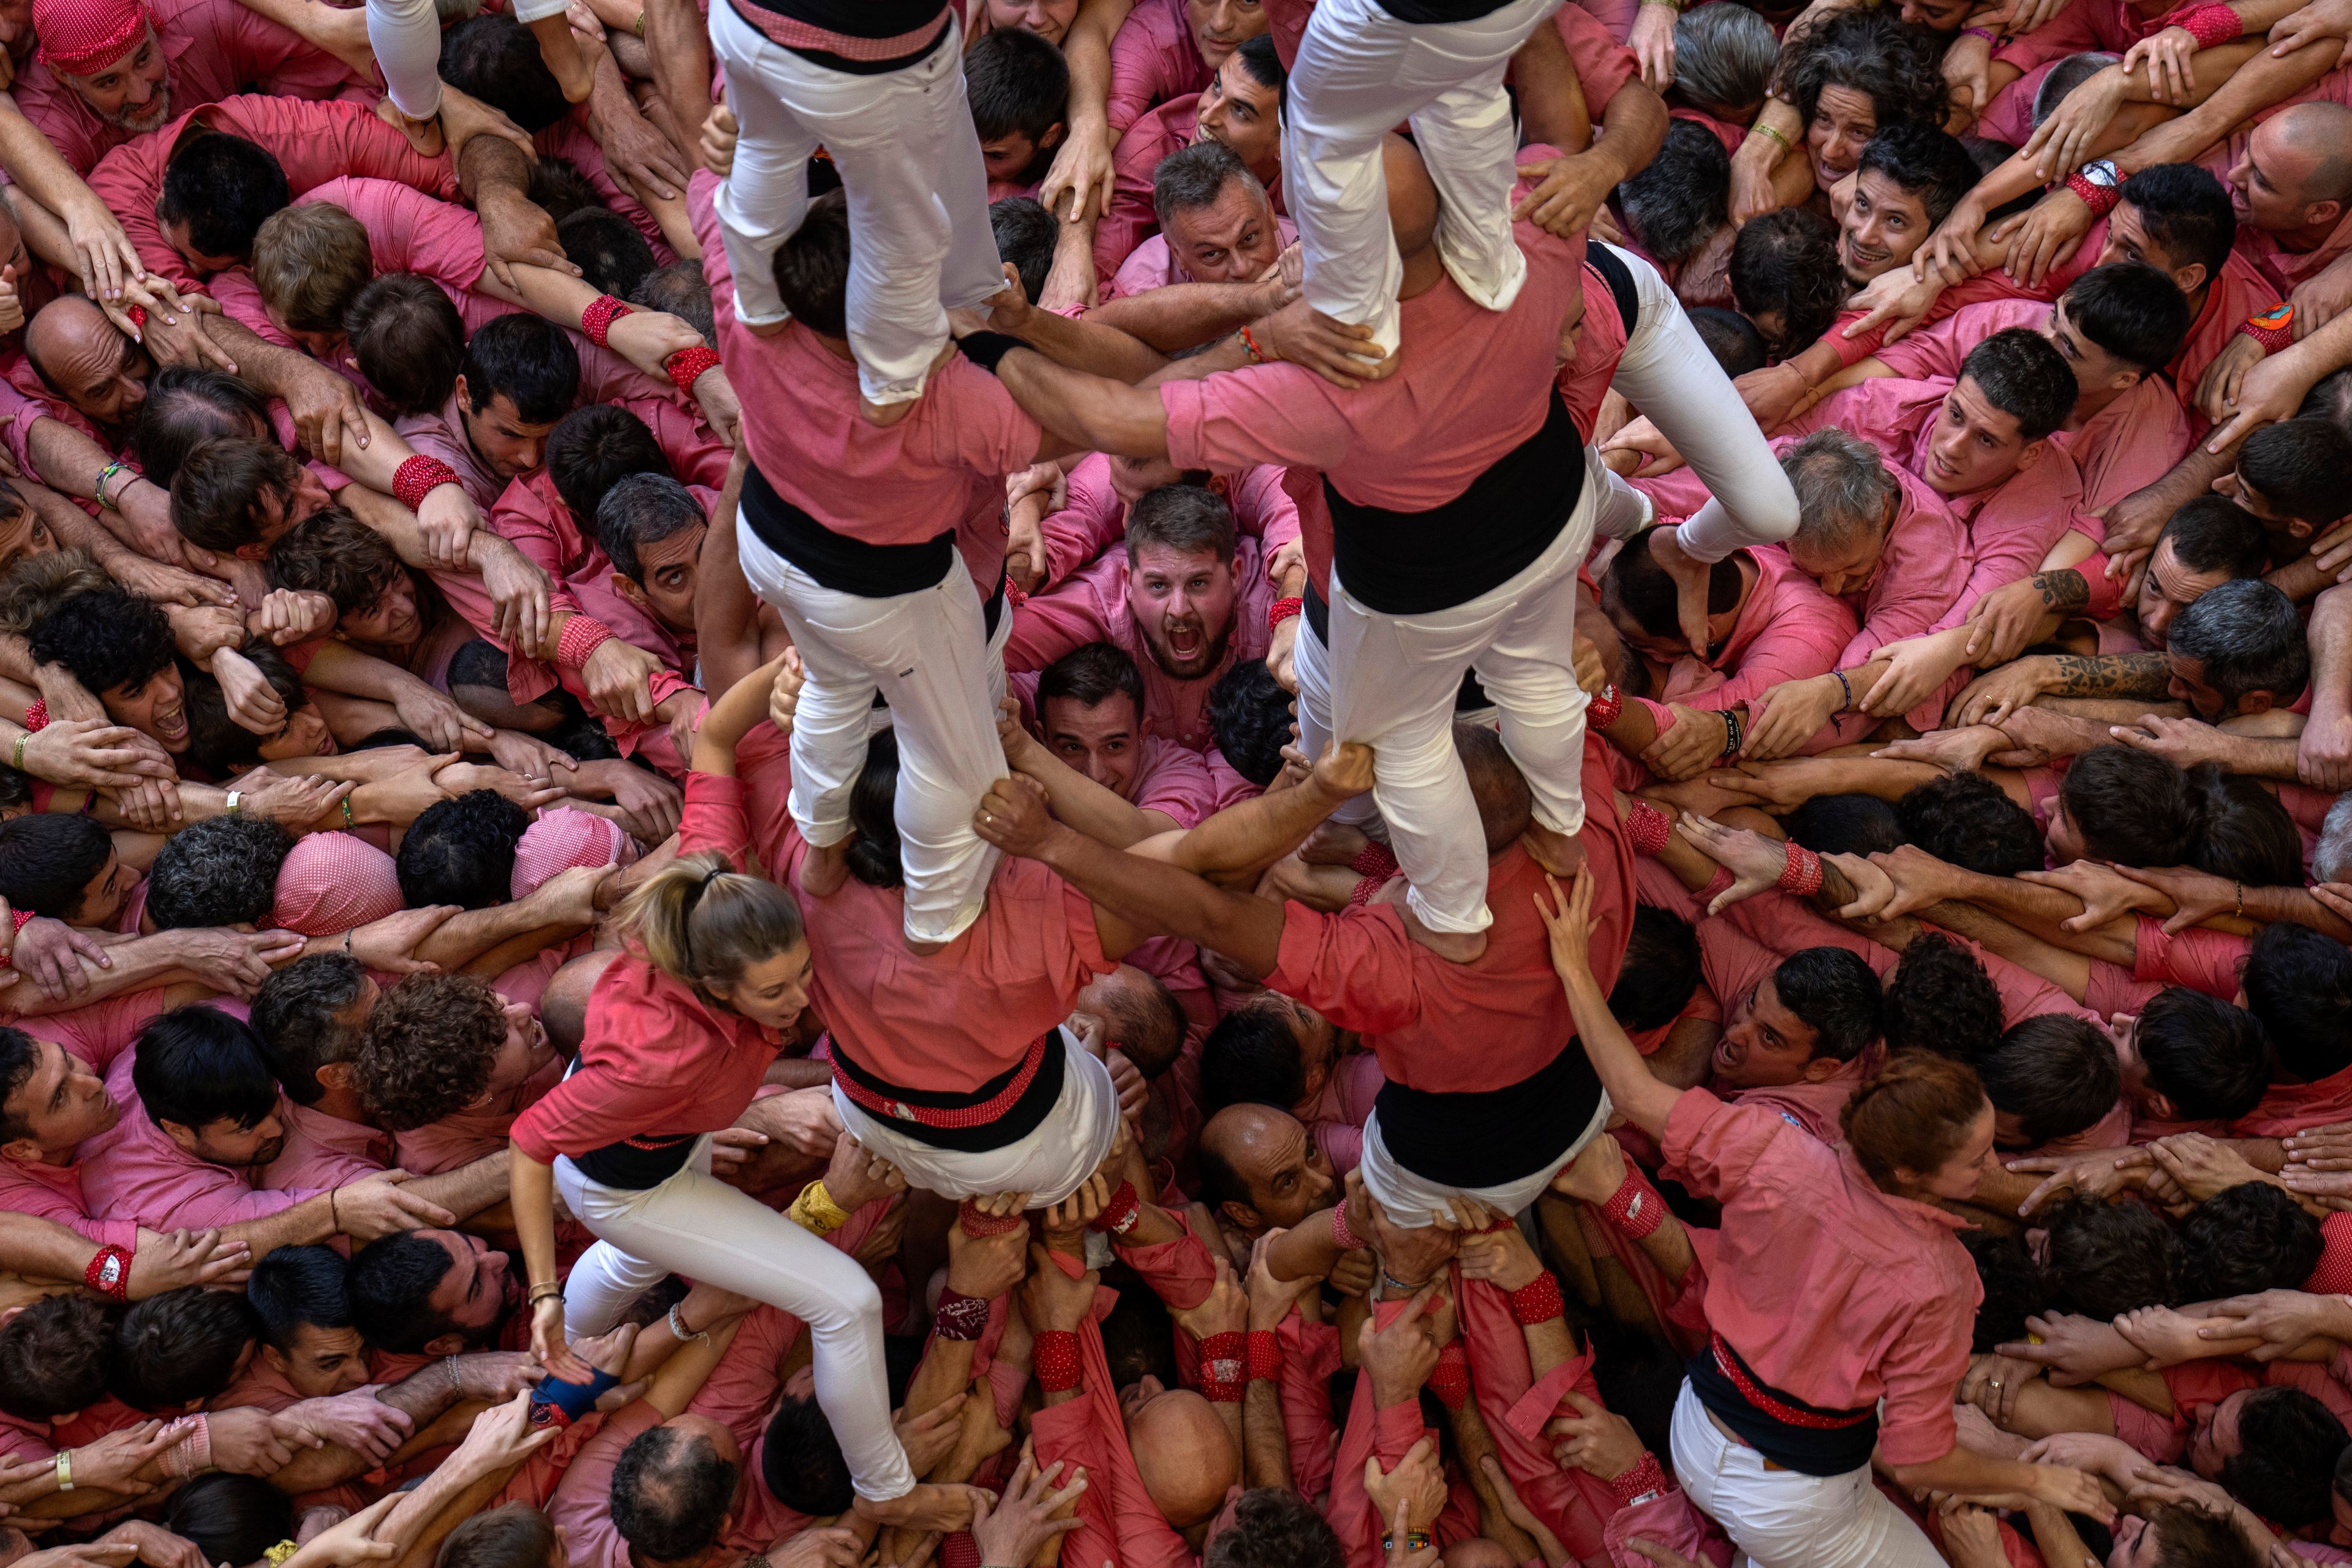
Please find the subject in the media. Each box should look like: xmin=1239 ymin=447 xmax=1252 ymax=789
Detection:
xmin=1107 ymin=0 xmax=1208 ymax=141
xmin=1006 ymin=536 xmax=1275 ymax=750
xmin=11 ymin=0 xmax=369 ymax=176
xmin=1035 ymin=453 xmax=1300 ymax=590
xmin=2 ymin=991 xmax=194 ymax=1246
xmin=394 ymin=1053 xmax=564 ymax=1175
xmin=1660 ymin=547 xmax=1858 ymax=714
xmin=1030 ymin=1290 xmax=1196 ymax=1568
xmin=80 ymin=1046 xmax=322 ymax=1230
xmin=2132 ymin=916 xmax=2248 ymax=1001
xmin=1100 ymin=96 xmax=1197 ymax=286
xmin=260 ymin=1101 xmax=391 ymax=1193
xmin=86 ymin=97 xmax=459 ymax=294
xmin=1109 ymin=215 xmax=1302 ymax=300
xmin=1662 ymin=1086 xmax=1980 ymax=1465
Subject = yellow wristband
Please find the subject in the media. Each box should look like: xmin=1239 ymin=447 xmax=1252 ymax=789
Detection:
xmin=788 ymin=1178 xmax=850 ymax=1235
xmin=1754 ymin=121 xmax=1793 ymax=153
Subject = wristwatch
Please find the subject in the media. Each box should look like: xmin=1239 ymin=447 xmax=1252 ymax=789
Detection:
xmin=2079 ymin=158 xmax=2121 ymax=190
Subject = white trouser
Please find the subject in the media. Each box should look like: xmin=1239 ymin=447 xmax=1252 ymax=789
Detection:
xmin=1357 ymin=1091 xmax=1610 ymax=1228
xmin=737 ymin=519 xmax=1007 ymax=944
xmin=1284 ymin=0 xmax=1561 ymax=354
xmin=1327 ymin=461 xmax=1602 ymax=934
xmin=1292 ymin=609 xmax=1378 ymax=831
xmin=1598 ymin=244 xmax=1801 ymax=559
xmin=554 ymin=1137 xmax=916 ymax=1503
xmin=367 ymin=0 xmax=447 ymax=119
xmin=1669 ymin=1384 xmax=1943 ymax=1568
xmin=833 ymin=1032 xmax=1121 ymax=1205
xmin=709 ymin=1 xmax=1004 ymax=404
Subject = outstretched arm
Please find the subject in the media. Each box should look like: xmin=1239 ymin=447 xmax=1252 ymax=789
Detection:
xmin=1534 ymin=868 xmax=1684 ymax=1139
xmin=995 ymin=347 xmax=1171 ymax=458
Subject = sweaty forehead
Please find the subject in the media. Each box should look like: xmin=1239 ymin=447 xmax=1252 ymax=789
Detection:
xmin=634 ymin=523 xmax=706 ymax=568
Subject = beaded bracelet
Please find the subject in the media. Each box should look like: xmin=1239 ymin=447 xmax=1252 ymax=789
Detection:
xmin=1237 ymin=324 xmax=1268 ymax=364
xmin=665 ymin=344 xmax=721 ymax=395
xmin=1587 ymin=682 xmax=1623 ymax=728
xmin=392 ymin=454 xmax=461 ymax=513
xmin=1267 ymin=596 xmax=1303 ymax=633
xmin=581 ymin=294 xmax=634 ymax=348
xmin=1624 ymin=799 xmax=1672 ymax=857
xmin=933 ymin=1287 xmax=991 ymax=1342
xmin=1033 ymin=1329 xmax=1082 ymax=1392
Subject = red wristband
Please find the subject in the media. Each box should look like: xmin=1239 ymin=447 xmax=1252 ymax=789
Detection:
xmin=1330 ymin=1202 xmax=1367 ymax=1253
xmin=126 ymin=304 xmax=147 ymax=331
xmin=1509 ymin=1272 xmax=1565 ymax=1327
xmin=933 ymin=1288 xmax=990 ymax=1342
xmin=1197 ymin=1331 xmax=1246 ymax=1402
xmin=2240 ymin=303 xmax=2293 ymax=353
xmin=554 ymin=616 xmax=616 ymax=671
xmin=1587 ymin=682 xmax=1623 ymax=728
xmin=1607 ymin=1451 xmax=1670 ymax=1505
xmin=1033 ymin=1329 xmax=1082 ymax=1392
xmin=2168 ymin=2 xmax=2241 ymax=45
xmin=1267 ymin=596 xmax=1303 ymax=632
xmin=13 ymin=908 xmax=36 ymax=935
xmin=1625 ymin=799 xmax=1672 ymax=857
xmin=1426 ymin=1341 xmax=1471 ymax=1411
xmin=2065 ymin=170 xmax=2122 ymax=218
xmin=392 ymin=454 xmax=461 ymax=513
xmin=1779 ymin=841 xmax=1823 ymax=896
xmin=21 ymin=698 xmax=46 ymax=734
xmin=665 ymin=344 xmax=721 ymax=396
xmin=1245 ymin=1328 xmax=1281 ymax=1383
xmin=581 ymin=294 xmax=633 ymax=348
xmin=958 ymin=1198 xmax=1027 ymax=1238
xmin=1090 ymin=1179 xmax=1141 ymax=1238
xmin=1600 ymin=1166 xmax=1665 ymax=1240
xmin=84 ymin=1242 xmax=132 ymax=1303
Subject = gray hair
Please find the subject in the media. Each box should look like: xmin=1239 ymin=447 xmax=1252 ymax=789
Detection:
xmin=1673 ymin=2 xmax=1779 ymax=116
xmin=595 ymin=472 xmax=705 ymax=586
xmin=1152 ymin=141 xmax=1260 ymax=231
xmin=1781 ymin=429 xmax=1899 ymax=557
xmin=2316 ymin=794 xmax=2352 ymax=885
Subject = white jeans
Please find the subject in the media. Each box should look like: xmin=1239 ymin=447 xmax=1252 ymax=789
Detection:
xmin=1292 ymin=608 xmax=1379 ymax=832
xmin=554 ymin=1137 xmax=916 ymax=1503
xmin=1284 ymin=0 xmax=1561 ymax=353
xmin=737 ymin=519 xmax=1008 ymax=945
xmin=1357 ymin=1091 xmax=1610 ymax=1228
xmin=1327 ymin=464 xmax=1602 ymax=934
xmin=367 ymin=0 xmax=445 ymax=119
xmin=709 ymin=1 xmax=1005 ymax=404
xmin=1670 ymin=1383 xmax=1944 ymax=1568
xmin=833 ymin=1033 xmax=1121 ymax=1205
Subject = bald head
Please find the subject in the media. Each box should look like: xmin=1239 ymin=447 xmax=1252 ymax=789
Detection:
xmin=2271 ymin=103 xmax=2352 ymax=206
xmin=1125 ymin=1384 xmax=1238 ymax=1526
xmin=26 ymin=296 xmax=146 ymax=426
xmin=1199 ymin=1101 xmax=1331 ymax=1229
xmin=540 ymin=947 xmax=620 ymax=1054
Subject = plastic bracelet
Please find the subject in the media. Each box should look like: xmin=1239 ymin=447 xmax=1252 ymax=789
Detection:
xmin=1624 ymin=799 xmax=1672 ymax=858
xmin=1426 ymin=1341 xmax=1471 ymax=1411
xmin=84 ymin=1242 xmax=132 ymax=1303
xmin=21 ymin=698 xmax=47 ymax=734
xmin=391 ymin=454 xmax=461 ymax=513
xmin=1831 ymin=669 xmax=1853 ymax=712
xmin=1607 ymin=1452 xmax=1672 ymax=1506
xmin=665 ymin=344 xmax=721 ymax=396
xmin=1033 ymin=1329 xmax=1082 ymax=1392
xmin=1237 ymin=324 xmax=1268 ymax=364
xmin=54 ymin=1450 xmax=71 ymax=1492
xmin=10 ymin=731 xmax=23 ymax=771
xmin=1197 ymin=1331 xmax=1246 ymax=1402
xmin=2239 ymin=302 xmax=2293 ymax=353
xmin=554 ymin=616 xmax=616 ymax=671
xmin=1267 ymin=596 xmax=1303 ymax=632
xmin=1091 ymin=1179 xmax=1142 ymax=1238
xmin=959 ymin=1198 xmax=1027 ymax=1238
xmin=1962 ymin=23 xmax=2000 ymax=39
xmin=1600 ymin=1166 xmax=1665 ymax=1240
xmin=226 ymin=790 xmax=242 ymax=816
xmin=1330 ymin=1201 xmax=1367 ymax=1253
xmin=933 ymin=1288 xmax=992 ymax=1342
xmin=2169 ymin=2 xmax=2242 ymax=46
xmin=1587 ymin=682 xmax=1623 ymax=728
xmin=528 ymin=1280 xmax=565 ymax=1304
xmin=1245 ymin=1328 xmax=1281 ymax=1382
xmin=94 ymin=461 xmax=127 ymax=511
xmin=1509 ymin=1271 xmax=1565 ymax=1327
xmin=1752 ymin=120 xmax=1792 ymax=153
xmin=1382 ymin=1536 xmax=1434 ymax=1557
xmin=787 ymin=1178 xmax=851 ymax=1235
xmin=2065 ymin=170 xmax=2122 ymax=218
xmin=1718 ymin=708 xmax=1743 ymax=760
xmin=341 ymin=794 xmax=354 ymax=828
xmin=580 ymin=294 xmax=633 ymax=348
xmin=1778 ymin=840 xmax=1823 ymax=897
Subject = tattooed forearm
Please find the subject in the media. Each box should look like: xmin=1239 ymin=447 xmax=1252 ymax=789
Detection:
xmin=2046 ymin=653 xmax=2172 ymax=699
xmin=2035 ymin=571 xmax=2092 ymax=611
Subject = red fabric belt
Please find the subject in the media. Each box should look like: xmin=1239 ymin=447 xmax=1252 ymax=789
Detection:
xmin=1711 ymin=1333 xmax=1872 ymax=1430
xmin=833 ymin=1031 xmax=1052 ymax=1129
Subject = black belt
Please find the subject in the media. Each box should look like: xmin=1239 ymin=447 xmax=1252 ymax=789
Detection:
xmin=1374 ymin=1039 xmax=1603 ymax=1188
xmin=742 ymin=458 xmax=955 ymax=598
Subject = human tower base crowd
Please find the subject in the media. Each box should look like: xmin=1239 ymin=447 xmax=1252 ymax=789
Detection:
xmin=7 ymin=0 xmax=2352 ymax=1564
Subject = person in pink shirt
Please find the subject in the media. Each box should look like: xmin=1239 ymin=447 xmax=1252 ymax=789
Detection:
xmin=1106 ymin=140 xmax=1296 ymax=304
xmin=1097 ymin=37 xmax=1288 ymax=285
xmin=1538 ymin=869 xmax=2114 ymax=1567
xmin=11 ymin=0 xmax=369 ymax=178
xmin=2213 ymin=103 xmax=2352 ymax=302
xmin=1107 ymin=0 xmax=1268 ymax=144
xmin=1024 ymin=447 xmax=1299 ymax=598
xmin=1011 ymin=483 xmax=1294 ymax=753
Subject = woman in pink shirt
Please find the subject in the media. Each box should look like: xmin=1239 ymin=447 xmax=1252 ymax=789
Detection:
xmin=1536 ymin=866 xmax=2113 ymax=1568
xmin=507 ymin=657 xmax=971 ymax=1534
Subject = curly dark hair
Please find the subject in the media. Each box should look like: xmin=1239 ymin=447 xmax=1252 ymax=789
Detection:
xmin=28 ymin=587 xmax=177 ymax=699
xmin=145 ymin=815 xmax=297 ymax=930
xmin=1207 ymin=1491 xmax=1344 ymax=1568
xmin=2040 ymin=1198 xmax=2180 ymax=1321
xmin=252 ymin=953 xmax=372 ymax=1107
xmin=1777 ymin=10 xmax=1948 ymax=137
xmin=1898 ymin=772 xmax=2043 ymax=876
xmin=1882 ymin=929 xmax=2004 ymax=1061
xmin=266 ymin=507 xmax=409 ymax=617
xmin=354 ymin=972 xmax=507 ymax=1131
xmin=2179 ymin=1182 xmax=2323 ymax=1302
xmin=1729 ymin=208 xmax=1846 ymax=356
xmin=398 ymin=790 xmax=531 ymax=909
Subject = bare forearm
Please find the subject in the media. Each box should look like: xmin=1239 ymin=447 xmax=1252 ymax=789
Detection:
xmin=2043 ymin=653 xmax=2174 ymax=700
xmin=1084 ymin=285 xmax=1276 ymax=354
xmin=399 ymin=1151 xmax=510 ymax=1222
xmin=2117 ymin=36 xmax=2345 ymax=175
xmin=1035 ymin=824 xmax=1283 ymax=974
xmin=996 ymin=347 xmax=1167 ymax=458
xmin=1243 ymin=1378 xmax=1291 ymax=1490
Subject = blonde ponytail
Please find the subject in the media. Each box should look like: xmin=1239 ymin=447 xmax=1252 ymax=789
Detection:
xmin=613 ymin=851 xmax=805 ymax=1002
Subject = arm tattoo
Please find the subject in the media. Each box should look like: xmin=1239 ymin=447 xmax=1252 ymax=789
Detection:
xmin=2035 ymin=570 xmax=2091 ymax=612
xmin=2046 ymin=653 xmax=2172 ymax=699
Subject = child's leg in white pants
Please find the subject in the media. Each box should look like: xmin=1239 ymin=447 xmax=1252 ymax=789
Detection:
xmin=368 ymin=0 xmax=446 ymax=121
xmin=1292 ymin=614 xmax=1378 ymax=829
